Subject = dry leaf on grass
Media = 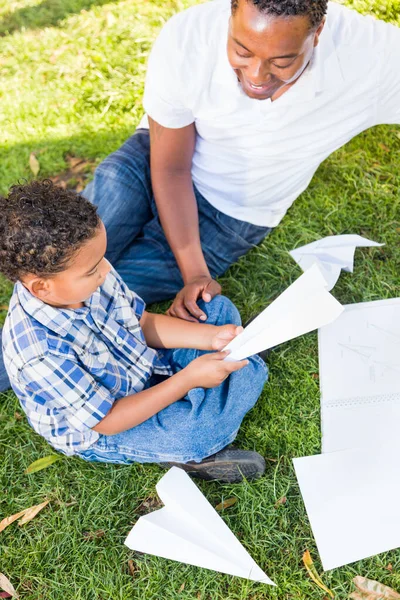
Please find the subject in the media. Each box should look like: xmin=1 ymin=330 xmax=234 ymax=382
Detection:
xmin=350 ymin=576 xmax=400 ymax=599
xmin=49 ymin=155 xmax=95 ymax=193
xmin=0 ymin=500 xmax=49 ymax=533
xmin=0 ymin=305 xmax=9 ymax=311
xmin=18 ymin=500 xmax=49 ymax=525
xmin=127 ymin=560 xmax=136 ymax=578
xmin=0 ymin=574 xmax=18 ymax=599
xmin=274 ymin=496 xmax=287 ymax=508
xmin=378 ymin=143 xmax=390 ymax=152
xmin=25 ymin=454 xmax=61 ymax=474
xmin=83 ymin=529 xmax=105 ymax=540
xmin=215 ymin=497 xmax=237 ymax=511
xmin=178 ymin=583 xmax=185 ymax=593
xmin=14 ymin=412 xmax=23 ymax=421
xmin=303 ymin=550 xmax=334 ymax=598
xmin=29 ymin=153 xmax=40 ymax=176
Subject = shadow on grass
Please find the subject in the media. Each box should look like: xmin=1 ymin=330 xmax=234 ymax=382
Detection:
xmin=0 ymin=0 xmax=123 ymax=36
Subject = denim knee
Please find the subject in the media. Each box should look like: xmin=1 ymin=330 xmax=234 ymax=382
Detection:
xmin=198 ymin=295 xmax=241 ymax=327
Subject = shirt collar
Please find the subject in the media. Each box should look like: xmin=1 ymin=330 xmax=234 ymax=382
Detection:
xmin=16 ymin=281 xmax=83 ymax=337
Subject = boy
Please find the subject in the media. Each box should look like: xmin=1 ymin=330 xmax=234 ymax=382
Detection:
xmin=0 ymin=181 xmax=268 ymax=483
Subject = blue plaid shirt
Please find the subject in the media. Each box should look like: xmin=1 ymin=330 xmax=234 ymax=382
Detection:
xmin=2 ymin=267 xmax=172 ymax=455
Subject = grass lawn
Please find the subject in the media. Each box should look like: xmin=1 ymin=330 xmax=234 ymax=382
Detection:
xmin=0 ymin=0 xmax=399 ymax=598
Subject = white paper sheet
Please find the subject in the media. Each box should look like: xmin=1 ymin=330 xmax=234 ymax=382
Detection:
xmin=125 ymin=467 xmax=275 ymax=585
xmin=293 ymin=440 xmax=400 ymax=571
xmin=318 ymin=298 xmax=400 ymax=453
xmin=224 ymin=264 xmax=343 ymax=362
xmin=289 ymin=234 xmax=383 ymax=290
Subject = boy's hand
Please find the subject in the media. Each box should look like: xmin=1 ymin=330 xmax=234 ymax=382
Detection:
xmin=211 ymin=324 xmax=243 ymax=351
xmin=184 ymin=351 xmax=249 ymax=389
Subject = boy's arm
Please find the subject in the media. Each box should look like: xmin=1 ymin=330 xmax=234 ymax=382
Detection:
xmin=140 ymin=311 xmax=242 ymax=351
xmin=93 ymin=351 xmax=248 ymax=435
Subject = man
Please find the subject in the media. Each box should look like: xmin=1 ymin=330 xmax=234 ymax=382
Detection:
xmin=0 ymin=0 xmax=399 ymax=390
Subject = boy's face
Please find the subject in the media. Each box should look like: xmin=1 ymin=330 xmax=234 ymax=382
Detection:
xmin=24 ymin=222 xmax=111 ymax=309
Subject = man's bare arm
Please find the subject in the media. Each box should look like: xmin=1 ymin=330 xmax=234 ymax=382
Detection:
xmin=148 ymin=117 xmax=221 ymax=321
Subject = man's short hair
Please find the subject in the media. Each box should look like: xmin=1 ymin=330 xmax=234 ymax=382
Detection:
xmin=231 ymin=0 xmax=328 ymax=29
xmin=0 ymin=180 xmax=101 ymax=282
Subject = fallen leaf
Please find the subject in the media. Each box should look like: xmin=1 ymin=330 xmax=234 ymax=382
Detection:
xmin=311 ymin=373 xmax=319 ymax=380
xmin=197 ymin=593 xmax=202 ymax=599
xmin=0 ymin=510 xmax=29 ymax=533
xmin=83 ymin=529 xmax=105 ymax=540
xmin=18 ymin=500 xmax=49 ymax=526
xmin=14 ymin=412 xmax=23 ymax=421
xmin=303 ymin=550 xmax=334 ymax=598
xmin=215 ymin=497 xmax=237 ymax=511
xmin=386 ymin=564 xmax=393 ymax=573
xmin=127 ymin=559 xmax=136 ymax=578
xmin=0 ymin=305 xmax=8 ymax=311
xmin=0 ymin=574 xmax=18 ymax=599
xmin=274 ymin=496 xmax=287 ymax=508
xmin=136 ymin=496 xmax=162 ymax=515
xmin=178 ymin=583 xmax=185 ymax=593
xmin=378 ymin=143 xmax=390 ymax=152
xmin=350 ymin=576 xmax=400 ymax=599
xmin=25 ymin=454 xmax=61 ymax=474
xmin=29 ymin=153 xmax=40 ymax=176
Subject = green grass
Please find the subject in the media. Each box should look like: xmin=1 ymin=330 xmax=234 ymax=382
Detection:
xmin=0 ymin=0 xmax=400 ymax=598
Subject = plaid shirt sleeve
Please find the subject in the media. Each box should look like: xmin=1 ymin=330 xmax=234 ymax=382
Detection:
xmin=19 ymin=354 xmax=114 ymax=432
xmin=111 ymin=266 xmax=146 ymax=321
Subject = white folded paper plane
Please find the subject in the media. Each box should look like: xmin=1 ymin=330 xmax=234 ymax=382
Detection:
xmin=289 ymin=234 xmax=384 ymax=291
xmin=224 ymin=264 xmax=343 ymax=362
xmin=125 ymin=467 xmax=275 ymax=585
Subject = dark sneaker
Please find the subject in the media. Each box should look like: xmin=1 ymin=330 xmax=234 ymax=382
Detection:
xmin=160 ymin=447 xmax=266 ymax=483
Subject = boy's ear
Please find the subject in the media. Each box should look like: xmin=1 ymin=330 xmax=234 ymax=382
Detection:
xmin=26 ymin=277 xmax=52 ymax=300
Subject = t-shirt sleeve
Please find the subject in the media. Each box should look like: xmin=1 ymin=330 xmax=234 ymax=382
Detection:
xmin=20 ymin=355 xmax=114 ymax=432
xmin=375 ymin=20 xmax=400 ymax=124
xmin=143 ymin=15 xmax=195 ymax=129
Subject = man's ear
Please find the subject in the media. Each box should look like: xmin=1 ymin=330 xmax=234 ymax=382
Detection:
xmin=24 ymin=277 xmax=52 ymax=300
xmin=313 ymin=17 xmax=326 ymax=47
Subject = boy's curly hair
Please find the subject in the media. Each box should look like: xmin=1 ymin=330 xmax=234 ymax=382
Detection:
xmin=231 ymin=0 xmax=328 ymax=29
xmin=0 ymin=180 xmax=101 ymax=282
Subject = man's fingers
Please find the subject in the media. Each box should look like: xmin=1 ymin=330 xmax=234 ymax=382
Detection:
xmin=202 ymin=279 xmax=221 ymax=302
xmin=184 ymin=297 xmax=207 ymax=321
xmin=172 ymin=301 xmax=199 ymax=322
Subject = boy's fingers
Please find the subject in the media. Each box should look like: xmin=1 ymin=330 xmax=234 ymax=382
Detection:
xmin=225 ymin=359 xmax=249 ymax=372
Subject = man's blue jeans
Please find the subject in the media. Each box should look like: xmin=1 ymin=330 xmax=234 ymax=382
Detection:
xmin=0 ymin=129 xmax=272 ymax=391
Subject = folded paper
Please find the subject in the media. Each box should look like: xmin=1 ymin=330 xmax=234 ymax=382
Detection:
xmin=293 ymin=440 xmax=400 ymax=571
xmin=224 ymin=264 xmax=343 ymax=362
xmin=125 ymin=467 xmax=275 ymax=585
xmin=318 ymin=297 xmax=400 ymax=453
xmin=289 ymin=234 xmax=383 ymax=291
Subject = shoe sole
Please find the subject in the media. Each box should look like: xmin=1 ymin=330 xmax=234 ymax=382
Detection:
xmin=162 ymin=450 xmax=266 ymax=484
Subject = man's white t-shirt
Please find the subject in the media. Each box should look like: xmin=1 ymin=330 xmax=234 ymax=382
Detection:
xmin=140 ymin=0 xmax=400 ymax=227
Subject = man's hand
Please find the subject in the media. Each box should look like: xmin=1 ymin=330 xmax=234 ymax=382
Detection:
xmin=211 ymin=324 xmax=243 ymax=351
xmin=167 ymin=276 xmax=222 ymax=322
xmin=183 ymin=351 xmax=248 ymax=389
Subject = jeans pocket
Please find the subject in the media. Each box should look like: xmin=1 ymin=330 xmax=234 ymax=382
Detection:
xmin=215 ymin=210 xmax=271 ymax=250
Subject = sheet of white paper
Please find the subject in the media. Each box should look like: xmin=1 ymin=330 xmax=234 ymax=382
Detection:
xmin=289 ymin=234 xmax=384 ymax=290
xmin=224 ymin=264 xmax=343 ymax=362
xmin=125 ymin=467 xmax=275 ymax=585
xmin=293 ymin=440 xmax=400 ymax=571
xmin=318 ymin=298 xmax=400 ymax=453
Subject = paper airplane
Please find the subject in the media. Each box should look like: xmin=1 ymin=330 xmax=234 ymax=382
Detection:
xmin=125 ymin=467 xmax=275 ymax=585
xmin=224 ymin=264 xmax=343 ymax=362
xmin=289 ymin=234 xmax=384 ymax=290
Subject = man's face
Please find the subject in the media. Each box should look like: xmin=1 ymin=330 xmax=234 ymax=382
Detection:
xmin=227 ymin=0 xmax=325 ymax=101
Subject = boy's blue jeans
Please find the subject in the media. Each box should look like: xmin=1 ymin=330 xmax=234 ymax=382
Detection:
xmin=0 ymin=129 xmax=272 ymax=390
xmin=78 ymin=296 xmax=268 ymax=464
